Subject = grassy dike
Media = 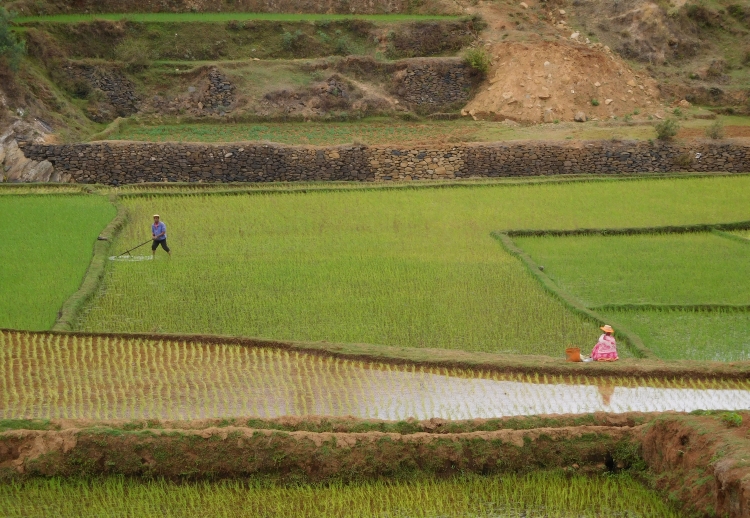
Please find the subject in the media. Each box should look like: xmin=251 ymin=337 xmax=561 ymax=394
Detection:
xmin=2 ymin=412 xmax=749 ymax=516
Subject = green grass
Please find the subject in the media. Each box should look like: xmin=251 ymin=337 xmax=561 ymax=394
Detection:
xmin=105 ymin=115 xmax=750 ymax=146
xmin=111 ymin=120 xmax=481 ymax=146
xmin=515 ymin=233 xmax=750 ymax=306
xmin=0 ymin=195 xmax=115 ymax=331
xmin=79 ymin=176 xmax=750 ymax=355
xmin=603 ymin=309 xmax=750 ymax=361
xmin=0 ymin=473 xmax=679 ymax=518
xmin=16 ymin=13 xmax=458 ymax=23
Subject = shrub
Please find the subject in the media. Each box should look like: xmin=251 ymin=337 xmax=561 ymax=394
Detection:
xmin=705 ymin=119 xmax=725 ymax=139
xmin=464 ymin=48 xmax=491 ymax=76
xmin=591 ymin=98 xmax=600 ymax=106
xmin=0 ymin=8 xmax=25 ymax=71
xmin=115 ymin=40 xmax=152 ymax=71
xmin=655 ymin=118 xmax=679 ymax=140
xmin=281 ymin=30 xmax=303 ymax=51
xmin=721 ymin=412 xmax=743 ymax=428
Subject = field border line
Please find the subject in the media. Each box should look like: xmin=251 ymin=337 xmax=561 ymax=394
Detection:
xmin=491 ymin=232 xmax=655 ymax=359
xmin=6 ymin=328 xmax=750 ymax=380
xmin=590 ymin=303 xmax=750 ymax=312
xmin=711 ymin=228 xmax=750 ymax=245
xmin=51 ymin=197 xmax=128 ymax=332
xmin=506 ymin=220 xmax=750 ymax=238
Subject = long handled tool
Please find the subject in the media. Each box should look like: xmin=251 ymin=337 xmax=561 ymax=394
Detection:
xmin=117 ymin=239 xmax=152 ymax=258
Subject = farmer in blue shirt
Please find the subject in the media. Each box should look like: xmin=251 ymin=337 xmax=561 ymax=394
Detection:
xmin=151 ymin=214 xmax=171 ymax=257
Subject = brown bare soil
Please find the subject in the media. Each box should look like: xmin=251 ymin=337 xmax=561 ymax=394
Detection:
xmin=463 ymin=40 xmax=661 ymax=123
xmin=640 ymin=412 xmax=750 ymax=517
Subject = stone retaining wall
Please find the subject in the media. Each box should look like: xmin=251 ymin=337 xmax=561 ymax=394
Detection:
xmin=16 ymin=140 xmax=750 ymax=185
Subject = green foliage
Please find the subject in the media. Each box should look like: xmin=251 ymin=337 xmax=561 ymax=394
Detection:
xmin=0 ymin=195 xmax=115 ymax=330
xmin=655 ymin=118 xmax=679 ymax=140
xmin=115 ymin=39 xmax=152 ymax=71
xmin=0 ymin=8 xmax=25 ymax=71
xmin=591 ymin=98 xmax=600 ymax=106
xmin=0 ymin=472 xmax=682 ymax=517
xmin=281 ymin=29 xmax=303 ymax=51
xmin=721 ymin=411 xmax=743 ymax=427
xmin=705 ymin=119 xmax=725 ymax=139
xmin=464 ymin=47 xmax=491 ymax=75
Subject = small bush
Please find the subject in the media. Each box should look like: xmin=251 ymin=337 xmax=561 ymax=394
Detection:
xmin=0 ymin=8 xmax=25 ymax=71
xmin=115 ymin=40 xmax=152 ymax=71
xmin=464 ymin=48 xmax=491 ymax=76
xmin=721 ymin=412 xmax=743 ymax=428
xmin=706 ymin=119 xmax=725 ymax=139
xmin=281 ymin=30 xmax=304 ymax=51
xmin=655 ymin=118 xmax=679 ymax=140
xmin=672 ymin=107 xmax=683 ymax=117
xmin=591 ymin=98 xmax=600 ymax=106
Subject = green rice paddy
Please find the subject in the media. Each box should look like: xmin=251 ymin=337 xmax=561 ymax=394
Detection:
xmin=515 ymin=232 xmax=750 ymax=306
xmin=603 ymin=309 xmax=750 ymax=361
xmin=514 ymin=231 xmax=750 ymax=361
xmin=80 ymin=176 xmax=750 ymax=357
xmin=0 ymin=195 xmax=115 ymax=331
xmin=1 ymin=473 xmax=679 ymax=518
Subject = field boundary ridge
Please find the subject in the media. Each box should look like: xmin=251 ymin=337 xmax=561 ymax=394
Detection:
xmin=505 ymin=219 xmax=750 ymax=238
xmin=51 ymin=198 xmax=127 ymax=332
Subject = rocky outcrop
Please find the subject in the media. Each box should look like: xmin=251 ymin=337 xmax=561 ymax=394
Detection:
xmin=0 ymin=121 xmax=65 ymax=183
xmin=64 ymin=64 xmax=140 ymax=122
xmin=16 ymin=139 xmax=750 ymax=185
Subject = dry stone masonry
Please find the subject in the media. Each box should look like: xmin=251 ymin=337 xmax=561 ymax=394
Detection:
xmin=203 ymin=68 xmax=235 ymax=111
xmin=394 ymin=60 xmax=475 ymax=109
xmin=16 ymin=140 xmax=750 ymax=185
xmin=65 ymin=64 xmax=140 ymax=119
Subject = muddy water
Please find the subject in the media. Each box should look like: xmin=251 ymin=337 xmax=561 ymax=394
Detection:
xmin=1 ymin=332 xmax=749 ymax=420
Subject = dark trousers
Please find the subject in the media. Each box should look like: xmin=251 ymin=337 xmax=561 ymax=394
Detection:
xmin=152 ymin=239 xmax=170 ymax=252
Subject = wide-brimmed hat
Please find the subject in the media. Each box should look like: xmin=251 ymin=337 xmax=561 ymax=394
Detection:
xmin=600 ymin=325 xmax=614 ymax=333
xmin=153 ymin=214 xmax=160 ymax=218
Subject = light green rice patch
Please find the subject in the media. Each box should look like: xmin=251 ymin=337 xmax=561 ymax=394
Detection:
xmin=603 ymin=309 xmax=750 ymax=362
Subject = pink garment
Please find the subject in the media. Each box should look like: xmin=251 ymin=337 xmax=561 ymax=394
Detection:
xmin=591 ymin=334 xmax=618 ymax=361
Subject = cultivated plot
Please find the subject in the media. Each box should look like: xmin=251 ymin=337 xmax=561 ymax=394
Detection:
xmin=2 ymin=332 xmax=748 ymax=421
xmin=515 ymin=231 xmax=750 ymax=360
xmin=1 ymin=473 xmax=680 ymax=518
xmin=602 ymin=309 xmax=750 ymax=362
xmin=0 ymin=195 xmax=115 ymax=331
xmin=81 ymin=176 xmax=750 ymax=356
xmin=515 ymin=232 xmax=750 ymax=306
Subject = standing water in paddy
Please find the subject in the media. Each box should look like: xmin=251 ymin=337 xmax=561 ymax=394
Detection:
xmin=2 ymin=331 xmax=748 ymax=421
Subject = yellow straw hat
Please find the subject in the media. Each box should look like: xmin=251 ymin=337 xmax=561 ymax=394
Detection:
xmin=600 ymin=325 xmax=614 ymax=333
xmin=153 ymin=214 xmax=160 ymax=218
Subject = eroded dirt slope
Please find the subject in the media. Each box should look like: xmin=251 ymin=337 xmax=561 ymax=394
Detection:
xmin=464 ymin=40 xmax=660 ymax=122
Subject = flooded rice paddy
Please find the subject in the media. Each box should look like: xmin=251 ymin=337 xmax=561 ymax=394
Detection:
xmin=2 ymin=331 xmax=749 ymax=420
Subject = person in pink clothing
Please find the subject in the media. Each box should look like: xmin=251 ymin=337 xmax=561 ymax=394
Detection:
xmin=591 ymin=325 xmax=618 ymax=361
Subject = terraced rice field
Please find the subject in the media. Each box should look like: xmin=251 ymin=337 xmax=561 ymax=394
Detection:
xmin=1 ymin=473 xmax=680 ymax=518
xmin=515 ymin=231 xmax=750 ymax=361
xmin=2 ymin=331 xmax=749 ymax=421
xmin=0 ymin=195 xmax=115 ymax=331
xmin=80 ymin=176 xmax=750 ymax=358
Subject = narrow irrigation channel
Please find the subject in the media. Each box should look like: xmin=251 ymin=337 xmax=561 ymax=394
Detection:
xmin=2 ymin=331 xmax=749 ymax=420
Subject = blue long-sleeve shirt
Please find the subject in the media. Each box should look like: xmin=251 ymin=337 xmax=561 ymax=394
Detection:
xmin=152 ymin=221 xmax=167 ymax=241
